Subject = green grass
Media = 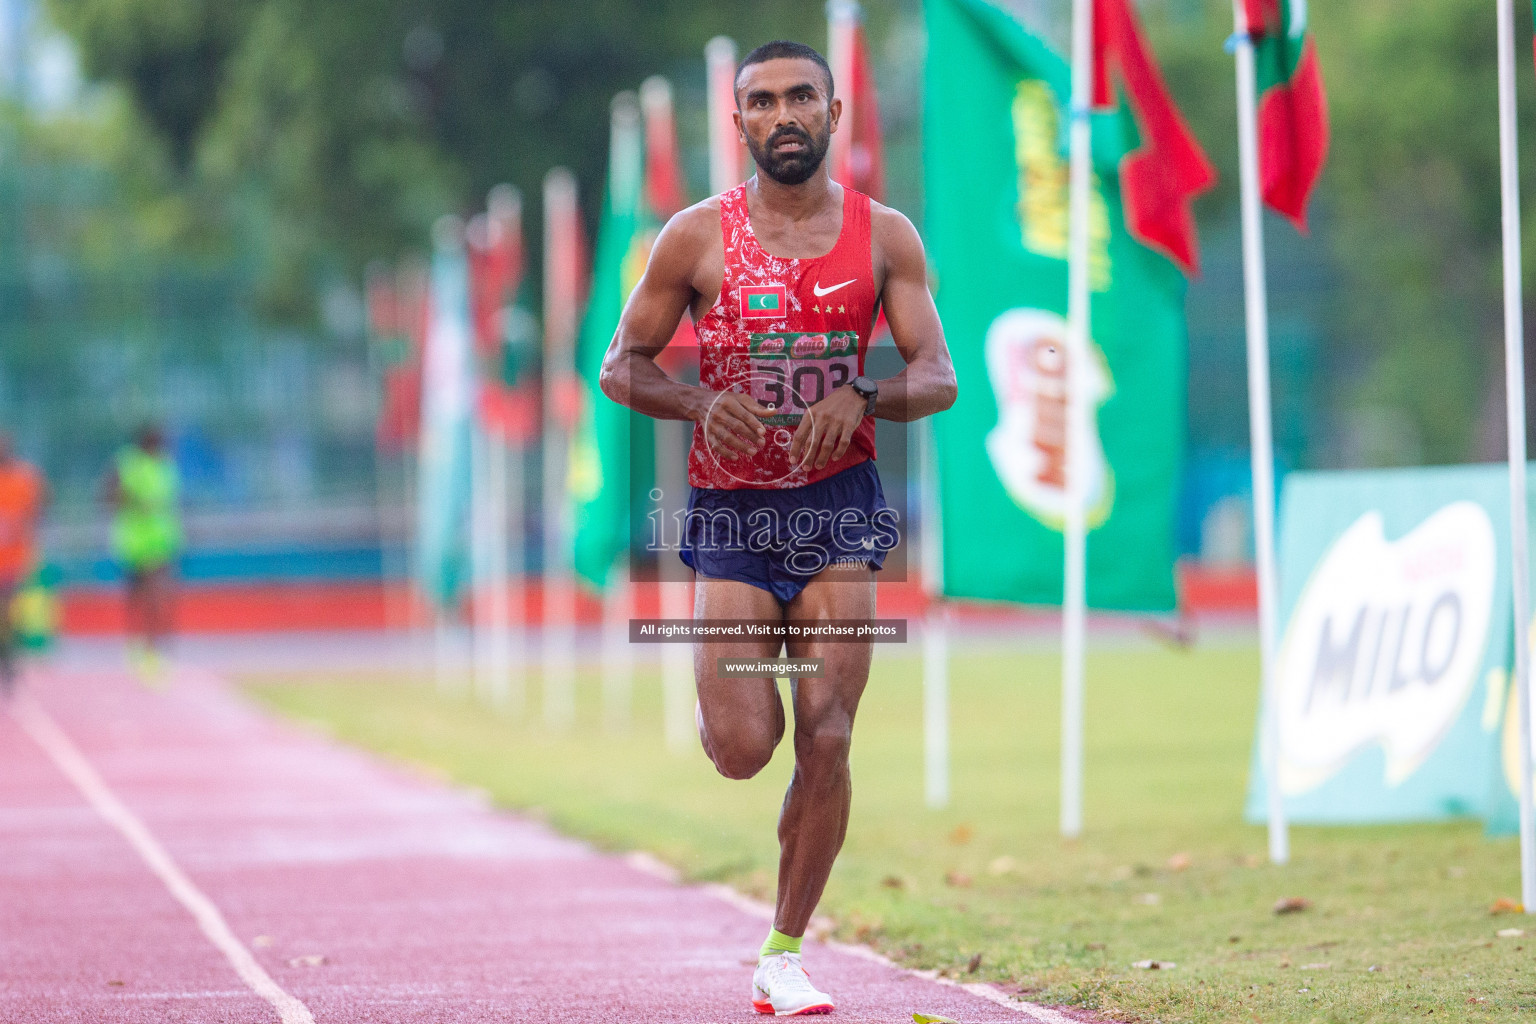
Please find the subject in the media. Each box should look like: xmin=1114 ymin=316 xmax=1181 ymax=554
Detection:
xmin=243 ymin=642 xmax=1535 ymax=1023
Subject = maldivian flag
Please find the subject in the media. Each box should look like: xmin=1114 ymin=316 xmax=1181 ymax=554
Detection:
xmin=1093 ymin=0 xmax=1218 ymax=273
xmin=416 ymin=223 xmax=476 ymax=610
xmin=925 ymin=0 xmax=1188 ymax=611
xmin=1244 ymin=0 xmax=1328 ymax=228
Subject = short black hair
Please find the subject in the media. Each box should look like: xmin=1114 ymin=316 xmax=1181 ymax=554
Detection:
xmin=735 ymin=41 xmax=834 ymax=101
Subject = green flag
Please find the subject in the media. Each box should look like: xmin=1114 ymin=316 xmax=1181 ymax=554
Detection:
xmin=571 ymin=93 xmax=650 ymax=589
xmin=925 ymin=0 xmax=1187 ymax=611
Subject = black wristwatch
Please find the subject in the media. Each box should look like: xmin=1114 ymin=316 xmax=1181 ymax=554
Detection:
xmin=849 ymin=375 xmax=879 ymax=417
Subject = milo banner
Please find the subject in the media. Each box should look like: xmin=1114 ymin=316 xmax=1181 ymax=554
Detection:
xmin=1245 ymin=466 xmax=1528 ymax=829
xmin=924 ymin=0 xmax=1186 ymax=609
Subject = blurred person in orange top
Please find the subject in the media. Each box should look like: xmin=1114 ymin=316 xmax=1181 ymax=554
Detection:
xmin=0 ymin=432 xmax=47 ymax=695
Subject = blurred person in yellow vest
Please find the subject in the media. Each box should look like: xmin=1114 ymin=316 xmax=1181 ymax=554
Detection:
xmin=104 ymin=424 xmax=181 ymax=677
xmin=0 ymin=432 xmax=46 ymax=696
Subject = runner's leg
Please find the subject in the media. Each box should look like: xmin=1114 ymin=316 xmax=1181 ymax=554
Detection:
xmin=774 ymin=562 xmax=876 ymax=935
xmin=143 ymin=565 xmax=173 ymax=651
xmin=693 ymin=577 xmax=787 ymax=780
xmin=124 ymin=568 xmax=146 ymax=646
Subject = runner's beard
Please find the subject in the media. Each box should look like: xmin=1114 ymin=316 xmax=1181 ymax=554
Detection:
xmin=749 ymin=123 xmax=832 ymax=186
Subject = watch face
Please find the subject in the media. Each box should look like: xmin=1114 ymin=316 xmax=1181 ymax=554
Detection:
xmin=851 ymin=376 xmax=877 ymax=415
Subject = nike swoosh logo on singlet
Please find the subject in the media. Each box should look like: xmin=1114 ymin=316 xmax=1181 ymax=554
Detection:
xmin=812 ymin=278 xmax=856 ymax=298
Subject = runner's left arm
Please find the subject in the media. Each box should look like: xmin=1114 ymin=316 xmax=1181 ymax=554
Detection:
xmin=867 ymin=205 xmax=957 ymax=422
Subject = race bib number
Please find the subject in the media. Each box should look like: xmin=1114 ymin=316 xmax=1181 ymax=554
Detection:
xmin=747 ymin=331 xmax=859 ymax=427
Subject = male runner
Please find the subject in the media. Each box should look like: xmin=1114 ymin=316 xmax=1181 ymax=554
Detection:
xmin=600 ymin=40 xmax=956 ymax=1015
xmin=0 ymin=433 xmax=45 ymax=695
xmin=104 ymin=424 xmax=182 ymax=672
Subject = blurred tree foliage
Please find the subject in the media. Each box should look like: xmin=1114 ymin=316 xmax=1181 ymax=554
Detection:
xmin=40 ymin=0 xmax=1536 ymax=462
xmin=45 ymin=0 xmax=912 ymax=321
xmin=1153 ymin=0 xmax=1536 ymax=464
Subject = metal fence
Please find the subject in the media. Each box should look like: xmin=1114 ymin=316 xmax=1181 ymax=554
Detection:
xmin=0 ymin=145 xmax=380 ymax=578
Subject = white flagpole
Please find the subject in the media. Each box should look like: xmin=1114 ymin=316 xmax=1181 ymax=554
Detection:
xmin=471 ymin=422 xmax=493 ymax=701
xmin=506 ymin=431 xmax=527 ymax=718
xmin=602 ymin=561 xmax=634 ymax=732
xmin=918 ymin=416 xmax=949 ymax=808
xmin=486 ymin=432 xmax=512 ymax=710
xmin=705 ymin=37 xmax=742 ymax=194
xmin=638 ymin=76 xmax=695 ymax=753
xmin=1230 ymin=1 xmax=1288 ymax=865
xmin=487 ymin=183 xmax=528 ymax=717
xmin=1495 ymin=0 xmax=1536 ymax=912
xmin=398 ymin=256 xmax=431 ymax=649
xmin=421 ymin=216 xmax=475 ymax=695
xmin=1061 ymin=0 xmax=1093 ymax=840
xmin=466 ymin=211 xmax=493 ymax=704
xmin=656 ymin=418 xmax=693 ymax=753
xmin=542 ymin=168 xmax=580 ymax=731
xmin=604 ymin=89 xmax=647 ymax=738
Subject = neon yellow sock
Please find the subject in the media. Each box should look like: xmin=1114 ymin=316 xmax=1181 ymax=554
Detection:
xmin=760 ymin=928 xmax=803 ymax=958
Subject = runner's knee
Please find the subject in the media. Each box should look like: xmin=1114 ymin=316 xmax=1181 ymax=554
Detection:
xmin=705 ymin=725 xmax=777 ymax=780
xmin=793 ymin=717 xmax=853 ymax=776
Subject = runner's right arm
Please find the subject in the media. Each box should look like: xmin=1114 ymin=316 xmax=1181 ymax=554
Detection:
xmin=599 ymin=205 xmax=773 ymax=458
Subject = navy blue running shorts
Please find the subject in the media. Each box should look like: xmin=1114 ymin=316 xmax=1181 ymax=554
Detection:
xmin=679 ymin=459 xmax=897 ymax=604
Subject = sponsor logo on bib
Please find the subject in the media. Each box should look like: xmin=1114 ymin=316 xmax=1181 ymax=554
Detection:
xmin=791 ymin=334 xmax=829 ymax=358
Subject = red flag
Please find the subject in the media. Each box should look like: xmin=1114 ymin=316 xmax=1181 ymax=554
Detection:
xmin=637 ymin=76 xmax=698 ymax=379
xmin=829 ymin=3 xmax=886 ymax=200
xmin=375 ymin=258 xmax=430 ymax=452
xmin=467 ymin=199 xmax=521 ymax=360
xmin=640 ymin=77 xmax=686 ymax=219
xmin=477 ymin=379 xmax=537 ymax=441
xmin=468 ymin=187 xmax=538 ymax=441
xmin=543 ymin=168 xmax=589 ymax=433
xmin=377 ymin=364 xmax=423 ymax=452
xmin=1092 ymin=0 xmax=1217 ymax=274
xmin=847 ymin=18 xmax=885 ymax=199
xmin=1243 ymin=0 xmax=1328 ymax=230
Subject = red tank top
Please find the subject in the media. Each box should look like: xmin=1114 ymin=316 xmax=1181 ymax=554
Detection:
xmin=688 ymin=182 xmax=879 ymax=490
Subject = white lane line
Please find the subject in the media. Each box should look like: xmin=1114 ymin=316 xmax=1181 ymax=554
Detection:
xmin=10 ymin=692 xmax=316 ymax=1024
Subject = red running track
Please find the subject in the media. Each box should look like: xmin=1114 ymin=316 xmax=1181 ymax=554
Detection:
xmin=0 ymin=664 xmax=1087 ymax=1024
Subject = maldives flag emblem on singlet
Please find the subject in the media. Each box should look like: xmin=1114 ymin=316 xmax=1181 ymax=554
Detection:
xmin=740 ymin=284 xmax=787 ymax=319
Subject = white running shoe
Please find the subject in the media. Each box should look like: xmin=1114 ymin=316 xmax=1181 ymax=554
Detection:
xmin=751 ymin=952 xmax=835 ymax=1015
